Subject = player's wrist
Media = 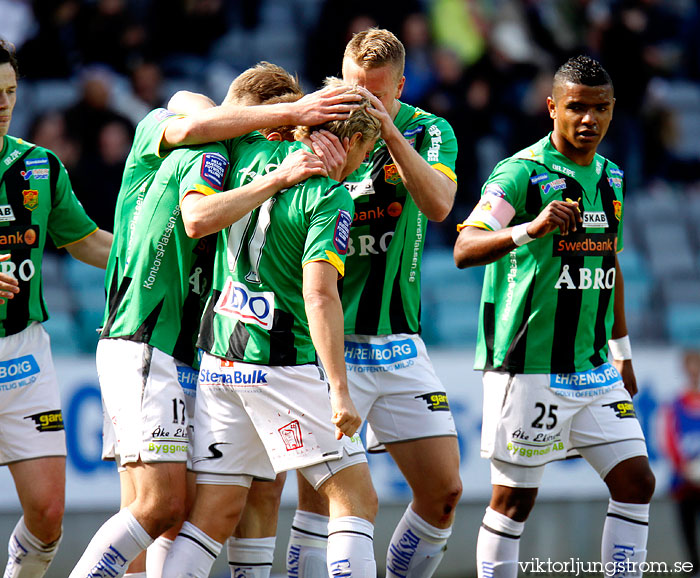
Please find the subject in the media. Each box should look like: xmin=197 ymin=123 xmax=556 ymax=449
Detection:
xmin=608 ymin=335 xmax=632 ymax=360
xmin=511 ymin=222 xmax=535 ymax=246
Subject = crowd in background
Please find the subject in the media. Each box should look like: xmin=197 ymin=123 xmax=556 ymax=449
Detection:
xmin=2 ymin=0 xmax=699 ymax=346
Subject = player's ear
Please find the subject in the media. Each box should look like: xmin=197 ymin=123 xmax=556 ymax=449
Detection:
xmin=266 ymin=132 xmax=283 ymax=142
xmin=348 ymin=132 xmax=362 ymax=149
xmin=547 ymin=96 xmax=557 ymax=120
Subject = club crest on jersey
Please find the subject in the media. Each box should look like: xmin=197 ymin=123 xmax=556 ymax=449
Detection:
xmin=22 ymin=190 xmax=38 ymax=211
xmin=541 ymin=178 xmax=566 ymax=195
xmin=613 ymin=200 xmax=622 ymax=221
xmin=384 ymin=163 xmax=401 ymax=185
xmin=333 ymin=209 xmax=352 ymax=254
xmin=279 ymin=420 xmax=303 ymax=451
xmin=214 ymin=278 xmax=275 ymax=330
xmin=200 ymin=152 xmax=229 ymax=191
xmin=0 ymin=205 xmax=15 ymax=222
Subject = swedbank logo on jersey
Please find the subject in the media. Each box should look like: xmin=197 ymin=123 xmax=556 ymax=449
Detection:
xmin=552 ymin=233 xmax=617 ymax=257
xmin=352 ymin=201 xmax=403 ymax=225
xmin=0 ymin=225 xmax=39 ymax=249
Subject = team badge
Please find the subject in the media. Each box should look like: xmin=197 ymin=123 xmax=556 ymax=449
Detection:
xmin=22 ymin=190 xmax=38 ymax=211
xmin=384 ymin=163 xmax=401 ymax=185
xmin=333 ymin=209 xmax=351 ymax=254
xmin=200 ymin=152 xmax=229 ymax=191
xmin=612 ymin=200 xmax=622 ymax=221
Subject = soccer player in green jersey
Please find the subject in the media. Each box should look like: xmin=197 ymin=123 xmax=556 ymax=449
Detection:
xmin=70 ymin=66 xmax=356 ymax=578
xmin=454 ymin=56 xmax=655 ymax=578
xmin=289 ymin=28 xmax=463 ymax=578
xmin=160 ymin=83 xmax=382 ymax=578
xmin=0 ymin=39 xmax=114 ymax=578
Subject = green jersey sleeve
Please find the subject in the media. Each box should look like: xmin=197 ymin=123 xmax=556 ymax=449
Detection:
xmin=412 ymin=112 xmax=458 ymax=182
xmin=46 ymin=151 xmax=98 ymax=248
xmin=133 ymin=109 xmax=184 ymax=168
xmin=176 ymin=145 xmax=230 ymax=202
xmin=302 ymin=183 xmax=353 ymax=276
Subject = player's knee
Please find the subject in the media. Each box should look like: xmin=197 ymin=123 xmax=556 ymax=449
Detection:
xmin=25 ymin=496 xmax=64 ymax=536
xmin=491 ymin=488 xmax=537 ymax=522
xmin=624 ymin=468 xmax=656 ymax=503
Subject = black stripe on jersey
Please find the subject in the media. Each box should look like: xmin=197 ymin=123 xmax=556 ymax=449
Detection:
xmin=226 ymin=322 xmax=250 ymax=361
xmin=549 ymin=177 xmax=587 ymax=373
xmin=388 ymin=232 xmax=413 ymax=335
xmin=101 ymin=274 xmax=131 ymax=337
xmin=172 ymin=236 xmax=216 ymax=367
xmin=268 ymin=308 xmax=298 ymax=365
xmin=589 ymin=165 xmax=619 ymax=367
xmin=483 ymin=302 xmax=496 ymax=369
xmin=131 ymin=298 xmax=164 ymax=344
xmin=47 ymin=152 xmax=60 ymax=208
xmin=2 ymin=146 xmax=39 ymax=335
xmin=197 ymin=289 xmax=219 ymax=354
xmin=502 ymin=278 xmax=536 ymax=372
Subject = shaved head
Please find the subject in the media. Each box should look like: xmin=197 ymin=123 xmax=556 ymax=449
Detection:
xmin=553 ymin=55 xmax=612 ymax=100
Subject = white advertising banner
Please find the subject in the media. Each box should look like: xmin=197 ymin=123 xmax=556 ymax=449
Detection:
xmin=0 ymin=347 xmax=683 ymax=509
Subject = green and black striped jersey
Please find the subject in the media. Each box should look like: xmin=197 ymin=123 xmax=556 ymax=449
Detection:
xmin=104 ymin=108 xmax=184 ymax=318
xmin=339 ymin=101 xmax=457 ymax=336
xmin=0 ymin=135 xmax=97 ymax=336
xmin=101 ymin=142 xmax=227 ymax=367
xmin=466 ymin=134 xmax=625 ymax=374
xmin=197 ymin=134 xmax=353 ymax=365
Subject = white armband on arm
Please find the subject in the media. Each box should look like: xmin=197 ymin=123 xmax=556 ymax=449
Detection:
xmin=608 ymin=335 xmax=632 ymax=360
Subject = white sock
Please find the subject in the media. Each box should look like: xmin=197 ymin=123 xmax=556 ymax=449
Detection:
xmin=602 ymin=500 xmax=649 ymax=578
xmin=161 ymin=522 xmax=222 ymax=578
xmin=4 ymin=516 xmax=61 ymax=578
xmin=476 ymin=507 xmax=524 ymax=578
xmin=287 ymin=510 xmax=329 ymax=578
xmin=69 ymin=508 xmax=153 ymax=578
xmin=227 ymin=536 xmax=275 ymax=578
xmin=386 ymin=506 xmax=452 ymax=578
xmin=327 ymin=516 xmax=375 ymax=578
xmin=124 ymin=573 xmax=146 ymax=577
xmin=145 ymin=536 xmax=173 ymax=578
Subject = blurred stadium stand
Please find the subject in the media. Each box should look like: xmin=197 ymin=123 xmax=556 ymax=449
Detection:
xmin=8 ymin=0 xmax=692 ymax=352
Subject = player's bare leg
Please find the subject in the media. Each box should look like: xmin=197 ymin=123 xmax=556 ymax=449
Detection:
xmin=600 ymin=456 xmax=655 ymax=577
xmin=69 ymin=461 xmax=187 ymax=578
xmin=384 ymin=436 xmax=462 ymax=578
xmin=316 ymin=463 xmax=378 ymax=577
xmin=5 ymin=457 xmax=65 ymax=577
xmin=228 ymin=473 xmax=287 ymax=578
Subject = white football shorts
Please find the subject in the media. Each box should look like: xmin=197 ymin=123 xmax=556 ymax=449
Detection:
xmin=482 ymin=365 xmax=648 ymax=488
xmin=97 ymin=338 xmax=192 ymax=465
xmin=193 ymin=352 xmax=366 ymax=490
xmin=344 ymin=333 xmax=458 ymax=451
xmin=0 ymin=323 xmax=65 ymax=464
